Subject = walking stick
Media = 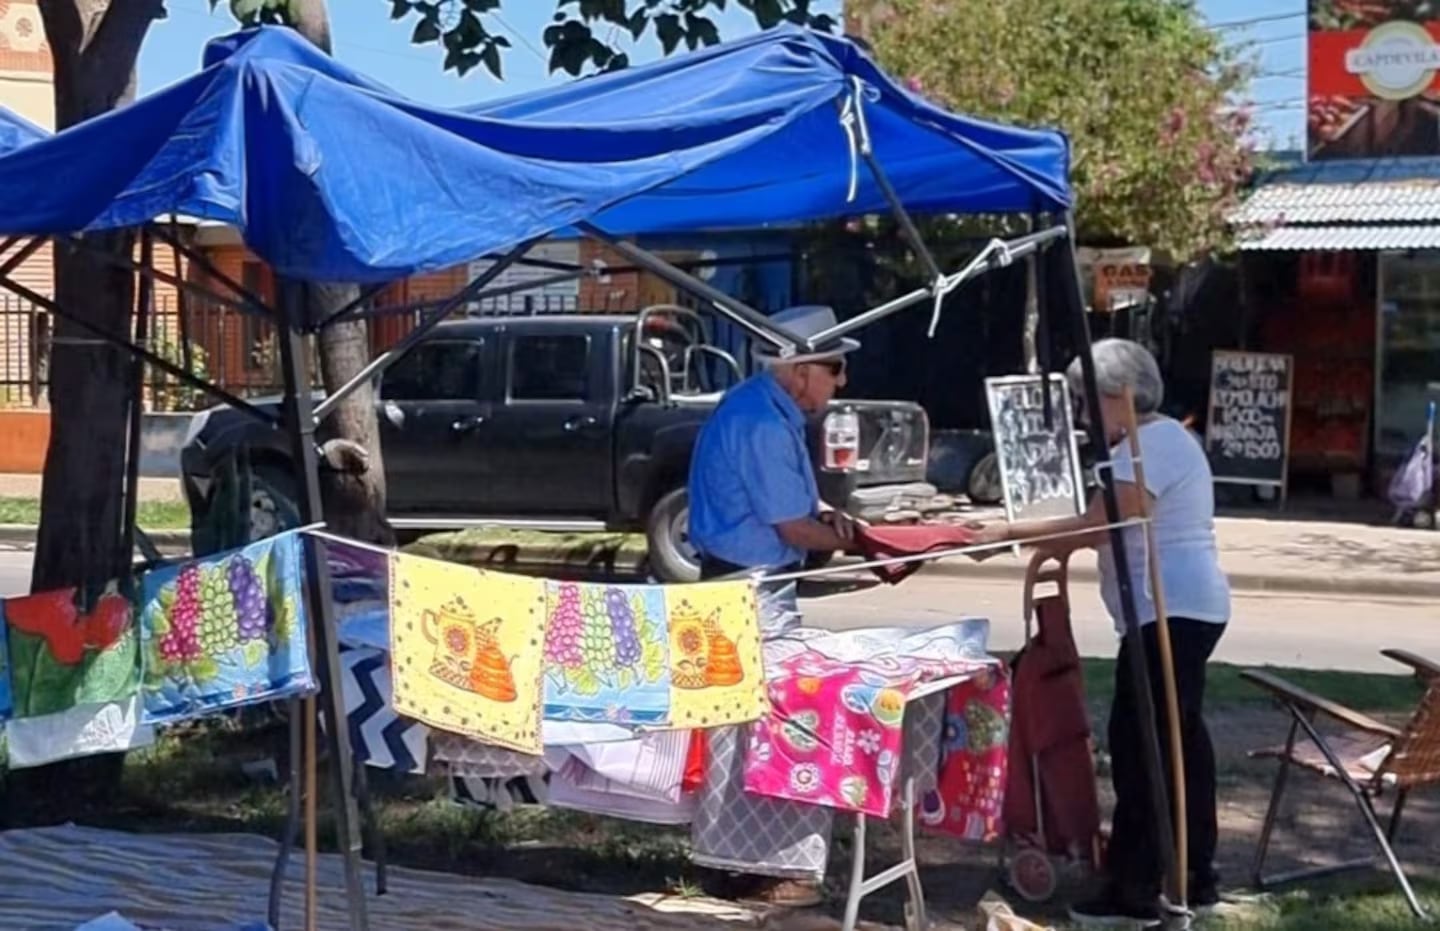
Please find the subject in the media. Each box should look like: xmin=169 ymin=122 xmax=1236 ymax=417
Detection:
xmin=305 ymin=694 xmax=319 ymax=930
xmin=1120 ymin=388 xmax=1189 ymax=910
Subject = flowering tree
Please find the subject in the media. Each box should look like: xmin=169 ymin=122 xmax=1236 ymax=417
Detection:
xmin=853 ymin=0 xmax=1256 ymax=259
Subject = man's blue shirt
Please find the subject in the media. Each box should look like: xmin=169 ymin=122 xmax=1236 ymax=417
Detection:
xmin=688 ymin=372 xmax=818 ymax=569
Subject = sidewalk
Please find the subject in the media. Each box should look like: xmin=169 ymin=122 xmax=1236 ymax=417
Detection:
xmin=0 ymin=472 xmax=183 ymax=502
xmin=944 ymin=516 xmax=1440 ymax=599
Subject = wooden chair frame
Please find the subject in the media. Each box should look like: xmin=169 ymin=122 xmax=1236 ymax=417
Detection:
xmin=1242 ymin=649 xmax=1440 ymax=919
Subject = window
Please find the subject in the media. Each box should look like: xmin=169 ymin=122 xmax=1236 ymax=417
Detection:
xmin=382 ymin=341 xmax=484 ymax=401
xmin=241 ymin=261 xmax=269 ymax=372
xmin=510 ymin=335 xmax=590 ymax=401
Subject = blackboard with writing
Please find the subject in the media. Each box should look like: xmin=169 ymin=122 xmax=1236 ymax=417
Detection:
xmin=1205 ymin=350 xmax=1293 ymax=489
xmin=984 ymin=374 xmax=1085 ymax=522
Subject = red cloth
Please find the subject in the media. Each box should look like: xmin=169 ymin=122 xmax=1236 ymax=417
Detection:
xmin=857 ymin=524 xmax=979 ymax=584
xmin=1003 ymin=590 xmax=1102 ymax=863
xmin=682 ymin=730 xmax=706 ymax=793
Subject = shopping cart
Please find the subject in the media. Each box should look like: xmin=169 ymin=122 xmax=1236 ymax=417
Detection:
xmin=1001 ymin=551 xmax=1104 ymax=902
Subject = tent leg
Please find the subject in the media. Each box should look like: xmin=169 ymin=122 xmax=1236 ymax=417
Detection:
xmin=275 ymin=279 xmax=370 ymax=931
xmin=119 ymin=230 xmax=154 ymax=588
xmin=1053 ymin=217 xmax=1178 ymax=902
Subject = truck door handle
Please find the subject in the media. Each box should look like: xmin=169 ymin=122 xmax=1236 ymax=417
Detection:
xmin=451 ymin=415 xmax=486 ymax=434
xmin=564 ymin=415 xmax=598 ymax=433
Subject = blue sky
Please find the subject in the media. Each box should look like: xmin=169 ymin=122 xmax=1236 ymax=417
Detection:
xmin=139 ymin=0 xmax=1307 ymax=148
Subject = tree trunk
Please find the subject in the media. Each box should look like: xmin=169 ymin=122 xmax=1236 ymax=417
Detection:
xmin=286 ymin=1 xmax=393 ymax=546
xmin=11 ymin=0 xmax=162 ymax=825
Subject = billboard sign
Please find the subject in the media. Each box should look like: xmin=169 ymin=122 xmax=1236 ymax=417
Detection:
xmin=1308 ymin=2 xmax=1440 ymax=159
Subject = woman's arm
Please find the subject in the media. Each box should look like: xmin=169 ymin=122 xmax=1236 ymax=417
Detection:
xmin=976 ymin=480 xmax=1153 ymax=554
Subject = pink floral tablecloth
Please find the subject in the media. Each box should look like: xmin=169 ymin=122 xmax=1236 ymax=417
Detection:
xmin=743 ymin=644 xmax=992 ymax=817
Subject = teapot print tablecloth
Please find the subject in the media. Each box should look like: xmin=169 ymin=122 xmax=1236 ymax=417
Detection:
xmin=389 ymin=554 xmax=547 ymax=755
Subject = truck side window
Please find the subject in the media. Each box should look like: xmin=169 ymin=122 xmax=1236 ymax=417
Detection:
xmin=510 ymin=335 xmax=590 ymax=401
xmin=382 ymin=341 xmax=483 ymax=400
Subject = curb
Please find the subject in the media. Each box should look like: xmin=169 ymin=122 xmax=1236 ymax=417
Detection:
xmin=0 ymin=524 xmax=191 ymax=554
xmin=919 ymin=558 xmax=1440 ymax=601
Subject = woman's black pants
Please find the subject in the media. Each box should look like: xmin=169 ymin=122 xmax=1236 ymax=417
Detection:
xmin=1106 ymin=617 xmax=1226 ymax=899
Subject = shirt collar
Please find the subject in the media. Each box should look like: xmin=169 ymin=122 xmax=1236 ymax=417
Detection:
xmin=759 ymin=371 xmax=806 ymax=429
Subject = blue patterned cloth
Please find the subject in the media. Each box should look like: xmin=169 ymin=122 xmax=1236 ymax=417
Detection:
xmin=138 ymin=531 xmax=314 ymax=725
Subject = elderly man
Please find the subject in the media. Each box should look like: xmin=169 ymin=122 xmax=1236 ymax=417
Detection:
xmin=689 ymin=304 xmax=862 ymax=607
xmin=686 ymin=305 xmax=862 ymax=908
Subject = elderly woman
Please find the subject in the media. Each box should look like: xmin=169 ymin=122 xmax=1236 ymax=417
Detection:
xmin=976 ymin=339 xmax=1231 ymax=925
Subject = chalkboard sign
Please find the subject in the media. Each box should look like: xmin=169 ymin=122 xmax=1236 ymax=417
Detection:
xmin=1205 ymin=350 xmax=1293 ymax=495
xmin=984 ymin=374 xmax=1085 ymax=522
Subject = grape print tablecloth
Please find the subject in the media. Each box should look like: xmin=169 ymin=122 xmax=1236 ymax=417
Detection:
xmin=389 ymin=554 xmax=548 ymax=755
xmin=138 ymin=531 xmax=314 ymax=725
xmin=2 ymin=582 xmax=138 ymax=720
xmin=542 ymin=581 xmax=670 ymax=725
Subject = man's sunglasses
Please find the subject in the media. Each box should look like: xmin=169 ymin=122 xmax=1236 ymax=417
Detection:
xmin=808 ymin=358 xmax=846 ymax=377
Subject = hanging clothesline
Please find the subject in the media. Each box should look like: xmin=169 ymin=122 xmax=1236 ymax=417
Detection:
xmin=302 ymin=519 xmax=1149 ymax=586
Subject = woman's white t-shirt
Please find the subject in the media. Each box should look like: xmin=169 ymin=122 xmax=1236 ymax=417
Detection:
xmin=1096 ymin=417 xmax=1231 ymax=634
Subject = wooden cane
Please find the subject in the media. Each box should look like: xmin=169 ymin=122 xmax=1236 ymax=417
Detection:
xmin=1120 ymin=387 xmax=1189 ymax=909
xmin=304 ymin=694 xmax=318 ymax=930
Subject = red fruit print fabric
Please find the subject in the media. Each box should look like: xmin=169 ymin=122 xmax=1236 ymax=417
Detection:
xmin=1 ymin=582 xmax=139 ymax=719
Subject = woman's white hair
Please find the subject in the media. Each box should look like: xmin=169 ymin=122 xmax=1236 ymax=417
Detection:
xmin=1066 ymin=338 xmax=1164 ymax=414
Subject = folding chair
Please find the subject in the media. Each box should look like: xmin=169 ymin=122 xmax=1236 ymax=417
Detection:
xmin=1242 ymin=650 xmax=1440 ymax=918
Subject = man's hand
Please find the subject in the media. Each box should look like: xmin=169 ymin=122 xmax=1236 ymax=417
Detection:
xmin=965 ymin=521 xmax=1011 ymax=561
xmin=821 ymin=509 xmax=865 ymax=547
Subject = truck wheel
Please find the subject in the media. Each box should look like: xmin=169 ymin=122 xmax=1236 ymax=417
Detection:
xmin=646 ymin=488 xmax=701 ymax=583
xmin=249 ymin=463 xmax=303 ymax=541
xmin=966 ymin=451 xmax=1004 ymax=506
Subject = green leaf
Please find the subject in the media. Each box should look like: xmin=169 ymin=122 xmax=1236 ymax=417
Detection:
xmin=229 ymin=0 xmax=267 ymax=24
xmin=641 ymin=638 xmax=666 ymax=683
xmin=76 ymin=630 xmax=140 ymax=705
xmin=192 ymin=656 xmax=221 ymax=684
xmin=390 ymin=0 xmax=411 ymax=20
xmin=654 ymin=13 xmax=683 ymax=55
xmin=159 ymin=586 xmax=176 ymax=614
xmin=8 ymin=630 xmax=79 ymax=717
xmin=480 ymin=41 xmax=503 ymax=79
xmin=274 ymin=596 xmax=297 ymax=644
xmin=242 ymin=639 xmax=268 ymax=669
xmin=147 ymin=607 xmax=170 ymax=638
xmin=412 ymin=15 xmax=442 ymax=44
xmin=615 ymin=665 xmax=634 ymax=691
xmin=572 ymin=666 xmax=602 ymax=697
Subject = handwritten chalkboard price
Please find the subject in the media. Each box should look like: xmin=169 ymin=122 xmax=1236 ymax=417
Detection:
xmin=984 ymin=374 xmax=1085 ymax=522
xmin=1205 ymin=350 xmax=1293 ymax=497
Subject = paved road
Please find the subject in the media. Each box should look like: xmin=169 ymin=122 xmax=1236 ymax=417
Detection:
xmin=796 ymin=569 xmax=1438 ymax=673
xmin=1 ymin=551 xmax=1430 ymax=674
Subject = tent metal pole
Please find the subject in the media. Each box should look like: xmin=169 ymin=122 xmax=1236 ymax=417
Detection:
xmin=169 ymin=217 xmax=196 ymax=386
xmin=119 ymin=230 xmax=154 ymax=589
xmin=577 ymin=222 xmax=799 ymax=355
xmin=0 ymin=235 xmax=44 ymax=280
xmin=150 ymin=224 xmax=273 ymax=315
xmin=476 ymin=249 xmax=797 ymax=278
xmin=274 ymin=278 xmax=370 ymax=931
xmin=1056 ymin=213 xmax=1181 ymax=914
xmin=66 ymin=233 xmax=271 ymax=320
xmin=862 ymin=153 xmax=943 ymax=284
xmin=808 ymin=225 xmax=1068 ymax=348
xmin=311 ymin=240 xmax=536 ymax=425
xmin=0 ymin=270 xmax=280 ymax=426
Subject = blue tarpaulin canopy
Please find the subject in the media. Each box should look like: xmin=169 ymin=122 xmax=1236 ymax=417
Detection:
xmin=0 ymin=106 xmax=46 ymax=155
xmin=0 ymin=25 xmax=1069 ymax=296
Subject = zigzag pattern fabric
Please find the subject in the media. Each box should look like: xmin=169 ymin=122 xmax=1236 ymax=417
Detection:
xmin=338 ymin=646 xmax=428 ymax=775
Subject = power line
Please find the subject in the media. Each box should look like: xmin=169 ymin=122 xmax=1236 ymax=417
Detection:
xmin=1208 ymin=11 xmax=1306 ymax=30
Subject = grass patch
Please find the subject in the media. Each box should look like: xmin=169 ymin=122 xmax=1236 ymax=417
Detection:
xmin=1206 ymin=878 xmax=1440 ymax=931
xmin=0 ymin=496 xmax=191 ymax=530
xmin=1080 ymin=658 xmax=1424 ymax=713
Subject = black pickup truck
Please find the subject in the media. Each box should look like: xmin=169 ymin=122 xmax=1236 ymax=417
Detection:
xmin=179 ymin=308 xmax=935 ymax=580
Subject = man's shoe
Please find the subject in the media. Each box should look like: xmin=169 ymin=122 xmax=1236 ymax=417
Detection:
xmin=1068 ymin=890 xmax=1162 ymax=927
xmin=747 ymin=878 xmax=824 ymax=909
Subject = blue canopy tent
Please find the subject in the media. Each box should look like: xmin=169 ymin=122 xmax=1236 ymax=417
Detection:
xmin=0 ymin=25 xmax=1183 ymax=930
xmin=0 ymin=106 xmax=46 ymax=154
